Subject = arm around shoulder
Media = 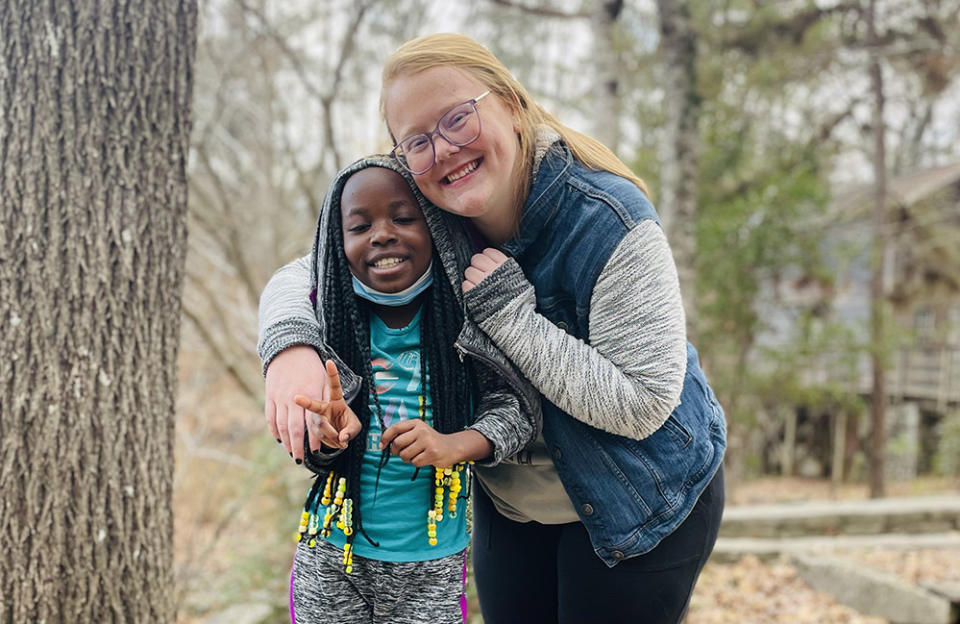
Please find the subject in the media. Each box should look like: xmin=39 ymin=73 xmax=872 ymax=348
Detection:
xmin=258 ymin=253 xmax=322 ymax=374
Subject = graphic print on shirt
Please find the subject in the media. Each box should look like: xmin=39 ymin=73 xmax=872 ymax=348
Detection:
xmin=368 ymin=349 xmax=423 ymax=452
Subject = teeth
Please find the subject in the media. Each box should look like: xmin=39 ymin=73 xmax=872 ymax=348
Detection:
xmin=373 ymin=257 xmax=403 ymax=268
xmin=446 ymin=160 xmax=478 ymax=183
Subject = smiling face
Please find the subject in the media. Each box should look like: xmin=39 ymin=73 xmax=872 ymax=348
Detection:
xmin=340 ymin=167 xmax=432 ymax=294
xmin=384 ymin=66 xmax=521 ymax=242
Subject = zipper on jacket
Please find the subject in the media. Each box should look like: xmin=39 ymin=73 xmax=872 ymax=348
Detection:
xmin=454 ymin=340 xmax=532 ymax=409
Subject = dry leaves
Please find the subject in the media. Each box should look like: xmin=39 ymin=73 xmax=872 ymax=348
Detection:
xmin=687 ymin=555 xmax=888 ymax=624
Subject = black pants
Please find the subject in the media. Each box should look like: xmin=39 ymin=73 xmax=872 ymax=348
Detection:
xmin=472 ymin=465 xmax=724 ymax=624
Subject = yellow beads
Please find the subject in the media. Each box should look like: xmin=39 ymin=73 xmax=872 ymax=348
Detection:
xmin=427 ymin=461 xmax=471 ymax=544
xmin=321 ymin=473 xmax=333 ymax=506
xmin=448 ymin=468 xmax=461 ymax=517
xmin=333 ymin=477 xmax=347 ymax=506
xmin=427 ymin=509 xmax=438 ymax=546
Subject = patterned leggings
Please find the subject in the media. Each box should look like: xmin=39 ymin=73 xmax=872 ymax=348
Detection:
xmin=290 ymin=538 xmax=466 ymax=624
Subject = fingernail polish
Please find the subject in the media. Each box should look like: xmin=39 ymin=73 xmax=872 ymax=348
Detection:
xmin=295 ymin=459 xmax=302 ymax=465
xmin=276 ymin=438 xmax=282 ymax=444
xmin=289 ymin=452 xmax=293 ymax=458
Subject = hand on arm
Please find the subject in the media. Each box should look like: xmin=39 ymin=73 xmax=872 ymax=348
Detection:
xmin=265 ymin=345 xmax=330 ymax=462
xmin=293 ymin=360 xmax=362 ymax=451
xmin=462 ymin=248 xmax=509 ymax=293
xmin=379 ymin=420 xmax=493 ymax=468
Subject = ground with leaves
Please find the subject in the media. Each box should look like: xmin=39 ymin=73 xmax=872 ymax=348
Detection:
xmin=685 ymin=476 xmax=959 ymax=624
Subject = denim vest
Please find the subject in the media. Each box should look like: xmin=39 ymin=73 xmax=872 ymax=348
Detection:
xmin=501 ymin=143 xmax=727 ymax=567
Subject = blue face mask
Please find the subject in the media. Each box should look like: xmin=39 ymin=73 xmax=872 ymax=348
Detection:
xmin=352 ymin=261 xmax=434 ymax=306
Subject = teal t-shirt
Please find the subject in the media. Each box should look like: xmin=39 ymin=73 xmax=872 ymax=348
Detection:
xmin=323 ymin=309 xmax=470 ymax=562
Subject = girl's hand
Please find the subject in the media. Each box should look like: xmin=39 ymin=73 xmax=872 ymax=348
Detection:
xmin=293 ymin=360 xmax=362 ymax=450
xmin=265 ymin=346 xmax=329 ymax=462
xmin=380 ymin=421 xmax=493 ymax=467
xmin=380 ymin=420 xmax=460 ymax=467
xmin=462 ymin=248 xmax=509 ymax=292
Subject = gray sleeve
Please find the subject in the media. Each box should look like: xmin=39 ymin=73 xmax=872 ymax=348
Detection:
xmin=467 ymin=368 xmax=534 ymax=467
xmin=464 ymin=221 xmax=687 ymax=440
xmin=256 ymin=254 xmax=321 ymax=375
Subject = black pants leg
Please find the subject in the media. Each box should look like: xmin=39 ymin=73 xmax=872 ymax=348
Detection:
xmin=472 ymin=466 xmax=724 ymax=624
xmin=472 ymin=483 xmax=562 ymax=624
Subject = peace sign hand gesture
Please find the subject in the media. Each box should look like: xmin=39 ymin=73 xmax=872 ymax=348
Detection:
xmin=294 ymin=360 xmax=362 ymax=450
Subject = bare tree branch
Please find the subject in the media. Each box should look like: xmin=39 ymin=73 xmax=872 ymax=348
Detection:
xmin=234 ymin=0 xmax=373 ymax=173
xmin=319 ymin=1 xmax=371 ymax=172
xmin=195 ymin=144 xmax=263 ymax=309
xmin=234 ymin=0 xmax=326 ymax=101
xmin=723 ymin=3 xmax=859 ymax=53
xmin=713 ymin=98 xmax=861 ymax=206
xmin=182 ymin=305 xmax=262 ymax=404
xmin=490 ymin=0 xmax=589 ymax=19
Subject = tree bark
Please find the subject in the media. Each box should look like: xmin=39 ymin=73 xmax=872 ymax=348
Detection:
xmin=656 ymin=0 xmax=701 ymax=339
xmin=866 ymin=0 xmax=888 ymax=499
xmin=0 ymin=1 xmax=197 ymax=621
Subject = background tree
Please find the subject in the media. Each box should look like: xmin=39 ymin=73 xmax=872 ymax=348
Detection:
xmin=656 ymin=0 xmax=701 ymax=336
xmin=866 ymin=0 xmax=890 ymax=498
xmin=0 ymin=1 xmax=197 ymax=621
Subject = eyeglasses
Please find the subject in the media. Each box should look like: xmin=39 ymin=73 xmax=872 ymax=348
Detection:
xmin=390 ymin=91 xmax=490 ymax=175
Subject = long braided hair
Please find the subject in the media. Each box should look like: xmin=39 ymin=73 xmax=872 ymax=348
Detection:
xmin=317 ymin=164 xmax=473 ymax=547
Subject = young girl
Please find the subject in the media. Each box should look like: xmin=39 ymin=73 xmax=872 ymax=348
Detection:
xmin=285 ymin=156 xmax=537 ymax=624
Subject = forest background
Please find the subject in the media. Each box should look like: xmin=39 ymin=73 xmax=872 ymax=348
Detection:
xmin=179 ymin=0 xmax=960 ymax=620
xmin=3 ymin=0 xmax=958 ymax=622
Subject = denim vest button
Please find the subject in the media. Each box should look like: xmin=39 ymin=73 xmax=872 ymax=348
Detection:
xmin=581 ymin=503 xmax=594 ymax=515
xmin=612 ymin=550 xmax=624 ymax=560
xmin=557 ymin=321 xmax=569 ymax=331
xmin=553 ymin=447 xmax=562 ymax=461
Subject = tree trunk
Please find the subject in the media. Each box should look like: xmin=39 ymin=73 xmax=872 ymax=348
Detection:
xmin=656 ymin=0 xmax=701 ymax=339
xmin=866 ymin=0 xmax=887 ymax=499
xmin=0 ymin=2 xmax=197 ymax=621
xmin=591 ymin=0 xmax=624 ymax=154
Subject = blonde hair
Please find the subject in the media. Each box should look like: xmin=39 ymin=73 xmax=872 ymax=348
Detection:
xmin=380 ymin=33 xmax=648 ymax=219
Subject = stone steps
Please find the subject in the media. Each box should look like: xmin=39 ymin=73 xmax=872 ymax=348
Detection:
xmin=714 ymin=495 xmax=960 ymax=623
xmin=713 ymin=531 xmax=960 ymax=562
xmin=720 ymin=495 xmax=960 ymax=538
xmin=792 ymin=553 xmax=960 ymax=624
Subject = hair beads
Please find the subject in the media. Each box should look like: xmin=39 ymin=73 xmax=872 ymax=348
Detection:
xmin=448 ymin=466 xmax=462 ymax=517
xmin=428 ymin=461 xmax=471 ymax=544
xmin=321 ymin=472 xmax=333 ymax=505
xmin=296 ymin=460 xmax=472 ymax=571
